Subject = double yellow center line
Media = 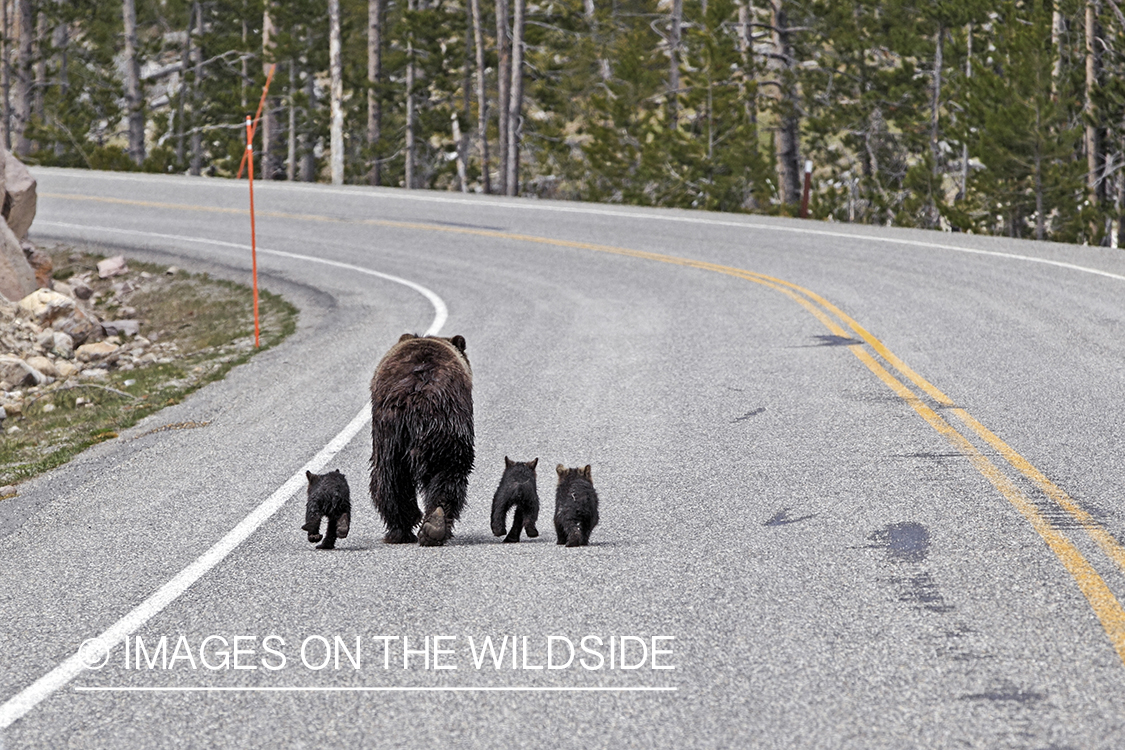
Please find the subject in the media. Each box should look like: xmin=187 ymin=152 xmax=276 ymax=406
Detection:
xmin=44 ymin=191 xmax=1125 ymax=664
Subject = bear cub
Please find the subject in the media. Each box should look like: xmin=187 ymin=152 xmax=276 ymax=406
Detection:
xmin=303 ymin=470 xmax=351 ymax=550
xmin=554 ymin=464 xmax=599 ymax=547
xmin=491 ymin=457 xmax=540 ymax=543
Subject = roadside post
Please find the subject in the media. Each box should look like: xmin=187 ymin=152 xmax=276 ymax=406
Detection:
xmin=245 ymin=116 xmax=260 ymax=349
xmin=799 ymin=160 xmax=813 ymax=219
xmin=239 ymin=64 xmax=274 ymax=349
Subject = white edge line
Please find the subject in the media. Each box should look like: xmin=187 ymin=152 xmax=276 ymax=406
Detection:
xmin=37 ymin=168 xmax=1125 ymax=283
xmin=0 ymin=224 xmax=446 ymax=730
xmin=72 ymin=687 xmax=677 ymax=693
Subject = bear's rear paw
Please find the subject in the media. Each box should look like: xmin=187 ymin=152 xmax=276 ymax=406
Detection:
xmin=384 ymin=528 xmax=418 ymax=544
xmin=418 ymin=507 xmax=448 ymax=547
xmin=565 ymin=529 xmax=583 ymax=548
xmin=503 ymin=531 xmax=521 ymax=543
xmin=316 ymin=540 xmax=336 ymax=550
xmin=307 ymin=533 xmax=323 ymax=543
xmin=336 ymin=512 xmax=351 ymax=539
xmin=524 ymin=523 xmax=539 ymax=538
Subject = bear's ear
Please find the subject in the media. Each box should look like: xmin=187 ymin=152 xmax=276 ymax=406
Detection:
xmin=504 ymin=456 xmax=512 ymax=468
xmin=583 ymin=465 xmax=592 ymax=482
xmin=450 ymin=335 xmax=466 ymax=353
xmin=556 ymin=464 xmax=566 ymax=476
xmin=306 ymin=470 xmax=316 ymax=484
xmin=530 ymin=457 xmax=538 ymax=470
xmin=398 ymin=333 xmax=417 ymax=342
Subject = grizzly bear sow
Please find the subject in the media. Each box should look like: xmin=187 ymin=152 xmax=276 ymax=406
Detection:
xmin=369 ymin=333 xmax=474 ymax=547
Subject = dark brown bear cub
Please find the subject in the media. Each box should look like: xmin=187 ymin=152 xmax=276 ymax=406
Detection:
xmin=369 ymin=333 xmax=474 ymax=547
xmin=303 ymin=470 xmax=351 ymax=550
xmin=554 ymin=464 xmax=599 ymax=547
xmin=491 ymin=457 xmax=540 ymax=543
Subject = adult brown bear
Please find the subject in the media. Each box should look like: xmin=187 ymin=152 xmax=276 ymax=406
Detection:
xmin=369 ymin=333 xmax=474 ymax=546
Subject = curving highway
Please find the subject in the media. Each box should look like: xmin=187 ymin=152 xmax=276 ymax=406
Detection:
xmin=2 ymin=167 xmax=1125 ymax=748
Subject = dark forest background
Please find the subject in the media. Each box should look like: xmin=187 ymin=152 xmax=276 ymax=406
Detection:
xmin=4 ymin=0 xmax=1125 ymax=245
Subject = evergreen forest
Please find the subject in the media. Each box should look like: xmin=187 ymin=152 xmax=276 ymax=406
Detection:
xmin=5 ymin=0 xmax=1125 ymax=245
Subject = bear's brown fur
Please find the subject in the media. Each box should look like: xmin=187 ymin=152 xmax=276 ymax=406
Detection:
xmin=369 ymin=333 xmax=474 ymax=546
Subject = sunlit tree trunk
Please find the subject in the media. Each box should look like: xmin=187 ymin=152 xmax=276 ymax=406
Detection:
xmin=470 ymin=0 xmax=490 ymax=193
xmin=329 ymin=0 xmax=344 ymax=185
xmin=123 ymin=0 xmax=145 ymax=165
xmin=496 ymin=0 xmax=510 ymax=194
xmin=506 ymin=0 xmax=524 ymax=195
xmin=367 ymin=0 xmax=383 ymax=185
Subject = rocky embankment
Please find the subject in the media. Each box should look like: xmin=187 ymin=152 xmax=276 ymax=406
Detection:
xmin=0 ymin=255 xmax=184 ymax=430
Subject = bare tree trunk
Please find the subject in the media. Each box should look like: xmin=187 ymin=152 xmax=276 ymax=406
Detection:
xmin=261 ymin=4 xmax=276 ymax=179
xmin=32 ymin=8 xmax=43 ymax=121
xmin=496 ymin=0 xmax=510 ymax=194
xmin=287 ymin=59 xmax=296 ymax=180
xmin=770 ymin=0 xmax=800 ymax=206
xmin=190 ymin=2 xmax=203 ymax=175
xmin=367 ymin=0 xmax=383 ymax=186
xmin=1035 ymin=102 xmax=1045 ymax=240
xmin=1 ymin=0 xmax=9 ymax=149
xmin=959 ymin=22 xmax=971 ymax=202
xmin=13 ymin=0 xmax=32 ymax=156
xmin=668 ymin=0 xmax=681 ymax=127
xmin=177 ymin=4 xmax=194 ymax=164
xmin=930 ymin=23 xmax=943 ymax=227
xmin=1086 ymin=0 xmax=1099 ymax=204
xmin=241 ymin=11 xmax=247 ymax=109
xmin=300 ymin=31 xmax=317 ymax=182
xmin=506 ymin=0 xmax=524 ymax=195
xmin=470 ymin=0 xmax=490 ymax=193
xmin=329 ymin=0 xmax=344 ymax=185
xmin=1052 ymin=4 xmax=1063 ymax=97
xmin=737 ymin=0 xmax=756 ymax=127
xmin=1117 ymin=144 xmax=1125 ymax=248
xmin=123 ymin=0 xmax=145 ymax=165
xmin=452 ymin=113 xmax=468 ymax=192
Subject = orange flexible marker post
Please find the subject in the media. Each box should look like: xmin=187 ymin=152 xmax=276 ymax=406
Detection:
xmin=237 ymin=63 xmax=277 ymax=180
xmin=246 ymin=116 xmax=261 ymax=348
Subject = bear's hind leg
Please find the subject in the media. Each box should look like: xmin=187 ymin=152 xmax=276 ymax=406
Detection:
xmin=380 ymin=469 xmax=420 ymax=544
xmin=555 ymin=518 xmax=567 ymax=545
xmin=417 ymin=472 xmax=466 ymax=545
xmin=504 ymin=506 xmax=524 ymax=543
xmin=523 ymin=496 xmax=539 ymax=538
xmin=303 ymin=500 xmax=324 ymax=543
xmin=317 ymin=516 xmax=339 ymax=550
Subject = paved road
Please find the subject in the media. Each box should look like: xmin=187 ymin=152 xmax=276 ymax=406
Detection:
xmin=2 ymin=168 xmax=1125 ymax=748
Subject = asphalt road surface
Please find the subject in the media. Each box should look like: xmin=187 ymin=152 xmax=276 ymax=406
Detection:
xmin=3 ymin=168 xmax=1125 ymax=749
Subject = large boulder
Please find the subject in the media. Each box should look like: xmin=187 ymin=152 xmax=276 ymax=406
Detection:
xmin=0 ymin=219 xmax=34 ymax=302
xmin=0 ymin=355 xmax=47 ymax=390
xmin=2 ymin=147 xmax=37 ymax=240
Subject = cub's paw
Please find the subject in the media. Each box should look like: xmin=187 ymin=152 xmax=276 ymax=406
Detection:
xmin=307 ymin=533 xmax=323 ymax=543
xmin=316 ymin=540 xmax=336 ymax=550
xmin=524 ymin=523 xmax=539 ymax=538
xmin=336 ymin=512 xmax=351 ymax=539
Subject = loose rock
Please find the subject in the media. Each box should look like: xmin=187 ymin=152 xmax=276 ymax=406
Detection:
xmin=76 ymin=341 xmax=119 ymax=362
xmin=17 ymin=289 xmax=75 ymax=327
xmin=97 ymin=255 xmax=129 ymax=279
